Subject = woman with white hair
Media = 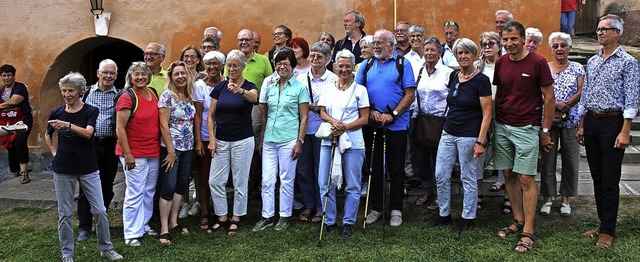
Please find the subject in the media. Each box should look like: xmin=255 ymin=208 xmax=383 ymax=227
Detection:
xmin=428 ymin=38 xmax=492 ymax=232
xmin=317 ymin=49 xmax=369 ymax=237
xmin=207 ymin=50 xmax=258 ymax=235
xmin=45 ymin=72 xmax=123 ymax=261
xmin=525 ymin=27 xmax=543 ymax=53
xmin=354 ymin=35 xmax=374 ymax=73
xmin=193 ymin=51 xmax=226 ymax=230
xmin=539 ymin=32 xmax=584 ymax=217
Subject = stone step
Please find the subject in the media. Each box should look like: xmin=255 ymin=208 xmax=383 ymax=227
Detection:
xmin=632 ymin=116 xmax=640 ymax=130
xmin=568 ymin=55 xmax=588 ymax=65
xmin=623 ymin=145 xmax=640 ymax=164
xmin=631 ymin=130 xmax=640 ymax=146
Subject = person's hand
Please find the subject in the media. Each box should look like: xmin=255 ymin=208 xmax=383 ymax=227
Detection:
xmin=380 ymin=113 xmax=394 ymax=126
xmin=615 ymin=132 xmax=630 ymax=149
xmin=195 ymin=141 xmax=204 ymax=157
xmin=576 ymin=127 xmax=584 ymax=145
xmin=540 ymin=131 xmax=553 ymax=152
xmin=124 ymin=153 xmax=135 ymax=171
xmin=227 ymin=82 xmax=244 ymax=95
xmin=47 ymin=120 xmax=71 ymax=131
xmin=473 ymin=143 xmax=484 ymax=159
xmin=291 ymin=141 xmax=303 ymax=160
xmin=162 ymin=152 xmax=177 ymax=172
xmin=556 ymin=101 xmax=569 ymax=112
xmin=369 ymin=110 xmax=381 ymax=123
xmin=207 ymin=140 xmax=217 ymax=157
xmin=332 ymin=121 xmax=347 ymax=136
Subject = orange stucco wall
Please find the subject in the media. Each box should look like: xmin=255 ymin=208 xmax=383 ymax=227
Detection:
xmin=0 ymin=0 xmax=559 ymax=151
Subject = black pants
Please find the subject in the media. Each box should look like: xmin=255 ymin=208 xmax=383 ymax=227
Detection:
xmin=78 ymin=137 xmax=118 ymax=232
xmin=7 ymin=122 xmax=31 ymax=172
xmin=583 ymin=114 xmax=625 ymax=237
xmin=363 ymin=126 xmax=407 ymax=213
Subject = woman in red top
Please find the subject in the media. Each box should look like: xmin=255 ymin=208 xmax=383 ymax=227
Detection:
xmin=115 ymin=62 xmax=160 ymax=247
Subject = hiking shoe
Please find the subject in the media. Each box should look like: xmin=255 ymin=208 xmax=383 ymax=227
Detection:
xmin=453 ymin=218 xmax=474 ymax=233
xmin=365 ymin=210 xmax=382 ymax=224
xmin=323 ymin=223 xmax=335 ymax=233
xmin=274 ymin=217 xmax=290 ymax=231
xmin=178 ymin=203 xmax=190 ymax=219
xmin=427 ymin=215 xmax=452 ymax=227
xmin=100 ymin=250 xmax=124 ymax=260
xmin=252 ymin=217 xmax=274 ymax=232
xmin=188 ymin=201 xmax=201 ymax=216
xmin=76 ymin=230 xmax=90 ymax=242
xmin=341 ymin=224 xmax=354 ymax=237
xmin=2 ymin=121 xmax=28 ymax=134
xmin=390 ymin=210 xmax=403 ymax=227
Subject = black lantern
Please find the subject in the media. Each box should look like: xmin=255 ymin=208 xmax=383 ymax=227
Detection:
xmin=89 ymin=0 xmax=103 ymax=18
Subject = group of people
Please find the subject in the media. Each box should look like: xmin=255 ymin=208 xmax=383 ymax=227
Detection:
xmin=27 ymin=7 xmax=635 ymax=261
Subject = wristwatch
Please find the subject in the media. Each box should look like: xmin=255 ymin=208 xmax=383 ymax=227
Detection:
xmin=542 ymin=128 xmax=550 ymax=134
xmin=297 ymin=138 xmax=304 ymax=144
xmin=392 ymin=110 xmax=399 ymax=119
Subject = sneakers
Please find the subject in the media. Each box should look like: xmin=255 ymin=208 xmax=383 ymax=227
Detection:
xmin=2 ymin=121 xmax=28 ymax=134
xmin=427 ymin=215 xmax=452 ymax=227
xmin=188 ymin=202 xmax=201 ymax=216
xmin=365 ymin=210 xmax=382 ymax=225
xmin=540 ymin=202 xmax=552 ymax=216
xmin=124 ymin=238 xmax=141 ymax=247
xmin=100 ymin=250 xmax=124 ymax=260
xmin=341 ymin=224 xmax=354 ymax=237
xmin=560 ymin=203 xmax=571 ymax=216
xmin=178 ymin=203 xmax=190 ymax=219
xmin=76 ymin=230 xmax=90 ymax=242
xmin=323 ymin=223 xmax=335 ymax=233
xmin=453 ymin=218 xmax=473 ymax=233
xmin=274 ymin=217 xmax=290 ymax=231
xmin=252 ymin=217 xmax=274 ymax=232
xmin=390 ymin=210 xmax=402 ymax=227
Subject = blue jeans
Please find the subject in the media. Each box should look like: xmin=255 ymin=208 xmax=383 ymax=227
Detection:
xmin=561 ymin=11 xmax=576 ymax=35
xmin=295 ymin=134 xmax=322 ymax=211
xmin=158 ymin=147 xmax=194 ymax=201
xmin=318 ymin=146 xmax=365 ymax=226
xmin=54 ymin=171 xmax=114 ymax=259
xmin=435 ymin=132 xmax=480 ymax=219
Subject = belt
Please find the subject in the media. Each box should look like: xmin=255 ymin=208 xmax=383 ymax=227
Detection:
xmin=588 ymin=110 xmax=622 ymax=118
xmin=93 ymin=136 xmax=116 ymax=143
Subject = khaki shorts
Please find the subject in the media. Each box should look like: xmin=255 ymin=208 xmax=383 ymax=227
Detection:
xmin=492 ymin=123 xmax=540 ymax=176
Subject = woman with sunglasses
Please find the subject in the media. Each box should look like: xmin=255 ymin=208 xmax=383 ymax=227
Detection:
xmin=428 ymin=38 xmax=492 ymax=232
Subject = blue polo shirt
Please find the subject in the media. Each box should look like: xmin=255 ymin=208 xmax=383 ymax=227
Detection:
xmin=355 ymin=53 xmax=416 ymax=131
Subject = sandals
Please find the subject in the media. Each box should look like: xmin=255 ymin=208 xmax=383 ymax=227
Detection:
xmin=159 ymin=233 xmax=172 ymax=245
xmin=171 ymin=224 xmax=189 ymax=235
xmin=540 ymin=202 xmax=552 ymax=216
xmin=560 ymin=203 xmax=571 ymax=216
xmin=311 ymin=212 xmax=323 ymax=223
xmin=298 ymin=209 xmax=311 ymax=222
xmin=228 ymin=220 xmax=239 ymax=236
xmin=497 ymin=220 xmax=524 ymax=239
xmin=489 ymin=181 xmax=504 ymax=192
xmin=199 ymin=216 xmax=209 ymax=230
xmin=515 ymin=232 xmax=537 ymax=253
xmin=595 ymin=233 xmax=614 ymax=249
xmin=582 ymin=227 xmax=600 ymax=238
xmin=209 ymin=219 xmax=227 ymax=233
xmin=502 ymin=199 xmax=512 ymax=214
xmin=416 ymin=193 xmax=436 ymax=206
xmin=20 ymin=171 xmax=30 ymax=184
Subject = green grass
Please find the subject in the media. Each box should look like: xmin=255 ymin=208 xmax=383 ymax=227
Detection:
xmin=1 ymin=196 xmax=639 ymax=261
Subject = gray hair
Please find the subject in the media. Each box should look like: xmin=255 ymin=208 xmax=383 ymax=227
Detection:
xmin=346 ymin=10 xmax=365 ymax=30
xmin=203 ymin=26 xmax=223 ymax=39
xmin=201 ymin=36 xmax=220 ymax=50
xmin=408 ymin=25 xmax=426 ymax=36
xmin=335 ymin=49 xmax=356 ymax=65
xmin=98 ymin=59 xmax=118 ymax=72
xmin=495 ymin=10 xmax=513 ymax=21
xmin=423 ymin=37 xmax=443 ymax=54
xmin=147 ymin=42 xmax=166 ymax=55
xmin=226 ymin=50 xmax=247 ymax=67
xmin=452 ymin=38 xmax=478 ymax=57
xmin=310 ymin=42 xmax=332 ymax=58
xmin=375 ymin=29 xmax=396 ymax=45
xmin=525 ymin=27 xmax=543 ymax=45
xmin=125 ymin=62 xmax=152 ymax=87
xmin=600 ymin=14 xmax=624 ymax=36
xmin=359 ymin=35 xmax=374 ymax=47
xmin=58 ymin=72 xmax=87 ymax=93
xmin=548 ymin=32 xmax=572 ymax=48
xmin=203 ymin=51 xmax=226 ymax=64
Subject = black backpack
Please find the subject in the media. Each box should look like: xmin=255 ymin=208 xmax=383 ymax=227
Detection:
xmin=361 ymin=56 xmax=405 ymax=87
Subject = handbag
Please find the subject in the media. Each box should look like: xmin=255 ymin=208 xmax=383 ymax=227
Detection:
xmin=315 ymin=82 xmax=357 ymax=140
xmin=411 ymin=69 xmax=456 ymax=149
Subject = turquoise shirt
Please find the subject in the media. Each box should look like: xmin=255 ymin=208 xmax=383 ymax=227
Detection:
xmin=262 ymin=77 xmax=310 ymax=143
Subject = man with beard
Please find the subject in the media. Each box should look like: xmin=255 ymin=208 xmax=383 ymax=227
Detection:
xmin=331 ymin=10 xmax=366 ymax=70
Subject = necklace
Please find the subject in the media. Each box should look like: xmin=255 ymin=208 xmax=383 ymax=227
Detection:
xmin=461 ymin=69 xmax=477 ymax=79
xmin=337 ymin=79 xmax=354 ymax=91
xmin=552 ymin=62 xmax=569 ymax=75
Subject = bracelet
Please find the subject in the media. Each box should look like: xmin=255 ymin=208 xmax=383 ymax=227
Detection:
xmin=68 ymin=122 xmax=72 ymax=129
xmin=475 ymin=141 xmax=483 ymax=146
xmin=241 ymin=89 xmax=245 ymax=95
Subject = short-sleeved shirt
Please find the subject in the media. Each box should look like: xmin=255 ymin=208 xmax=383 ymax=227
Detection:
xmin=158 ymin=90 xmax=196 ymax=151
xmin=561 ymin=0 xmax=577 ymax=12
xmin=149 ymin=68 xmax=168 ymax=95
xmin=210 ymin=80 xmax=257 ymax=141
xmin=494 ymin=52 xmax=554 ymax=126
xmin=444 ymin=72 xmax=492 ymax=137
xmin=47 ymin=104 xmax=99 ymax=174
xmin=295 ymin=70 xmax=339 ymax=135
xmin=318 ymin=83 xmax=370 ymax=149
xmin=194 ymin=79 xmax=217 ymax=141
xmin=84 ymin=83 xmax=118 ymax=137
xmin=260 ymin=77 xmax=310 ymax=143
xmin=551 ymin=61 xmax=585 ymax=128
xmin=355 ymin=53 xmax=416 ymax=131
xmin=3 ymin=82 xmax=32 ymax=124
xmin=115 ymin=88 xmax=160 ymax=157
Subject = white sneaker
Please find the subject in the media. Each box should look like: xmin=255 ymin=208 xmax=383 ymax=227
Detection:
xmin=390 ymin=210 xmax=402 ymax=227
xmin=560 ymin=203 xmax=572 ymax=216
xmin=365 ymin=210 xmax=382 ymax=224
xmin=178 ymin=203 xmax=190 ymax=219
xmin=188 ymin=201 xmax=200 ymax=216
xmin=100 ymin=250 xmax=124 ymax=260
xmin=124 ymin=239 xmax=140 ymax=247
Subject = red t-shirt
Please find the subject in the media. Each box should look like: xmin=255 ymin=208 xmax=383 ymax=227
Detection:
xmin=115 ymin=89 xmax=160 ymax=157
xmin=493 ymin=52 xmax=554 ymax=127
xmin=561 ymin=0 xmax=577 ymax=12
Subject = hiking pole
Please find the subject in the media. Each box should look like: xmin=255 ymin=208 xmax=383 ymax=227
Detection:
xmin=363 ymin=129 xmax=376 ymax=230
xmin=381 ymin=128 xmax=387 ymax=241
xmin=319 ymin=136 xmax=339 ymax=246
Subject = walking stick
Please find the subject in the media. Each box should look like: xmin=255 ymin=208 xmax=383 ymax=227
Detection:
xmin=363 ymin=129 xmax=376 ymax=230
xmin=381 ymin=128 xmax=387 ymax=241
xmin=319 ymin=136 xmax=339 ymax=246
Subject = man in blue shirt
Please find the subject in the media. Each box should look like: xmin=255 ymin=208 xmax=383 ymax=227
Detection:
xmin=357 ymin=29 xmax=416 ymax=227
xmin=576 ymin=14 xmax=639 ymax=249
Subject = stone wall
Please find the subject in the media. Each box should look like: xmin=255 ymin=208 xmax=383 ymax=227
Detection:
xmin=601 ymin=0 xmax=640 ymax=46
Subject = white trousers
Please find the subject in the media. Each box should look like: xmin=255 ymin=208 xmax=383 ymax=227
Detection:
xmin=261 ymin=139 xmax=298 ymax=218
xmin=120 ymin=157 xmax=159 ymax=240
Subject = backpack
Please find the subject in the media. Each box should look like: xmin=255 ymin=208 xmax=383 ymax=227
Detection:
xmin=361 ymin=55 xmax=405 ymax=87
xmin=109 ymin=86 xmax=158 ymax=133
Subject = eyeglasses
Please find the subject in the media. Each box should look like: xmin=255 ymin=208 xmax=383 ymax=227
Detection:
xmin=309 ymin=54 xmax=325 ymax=60
xmin=596 ymin=27 xmax=618 ymax=33
xmin=395 ymin=29 xmax=408 ymax=33
xmin=452 ymin=83 xmax=460 ymax=97
xmin=226 ymin=64 xmax=243 ymax=69
xmin=444 ymin=31 xmax=458 ymax=35
xmin=275 ymin=62 xmax=291 ymax=68
xmin=551 ymin=43 xmax=568 ymax=49
xmin=272 ymin=32 xmax=284 ymax=37
xmin=482 ymin=42 xmax=496 ymax=48
xmin=237 ymin=38 xmax=253 ymax=43
xmin=204 ymin=61 xmax=222 ymax=67
xmin=100 ymin=71 xmax=117 ymax=76
xmin=183 ymin=55 xmax=198 ymax=60
xmin=409 ymin=34 xmax=423 ymax=39
xmin=372 ymin=41 xmax=387 ymax=47
xmin=143 ymin=52 xmax=163 ymax=57
xmin=202 ymin=45 xmax=215 ymax=50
